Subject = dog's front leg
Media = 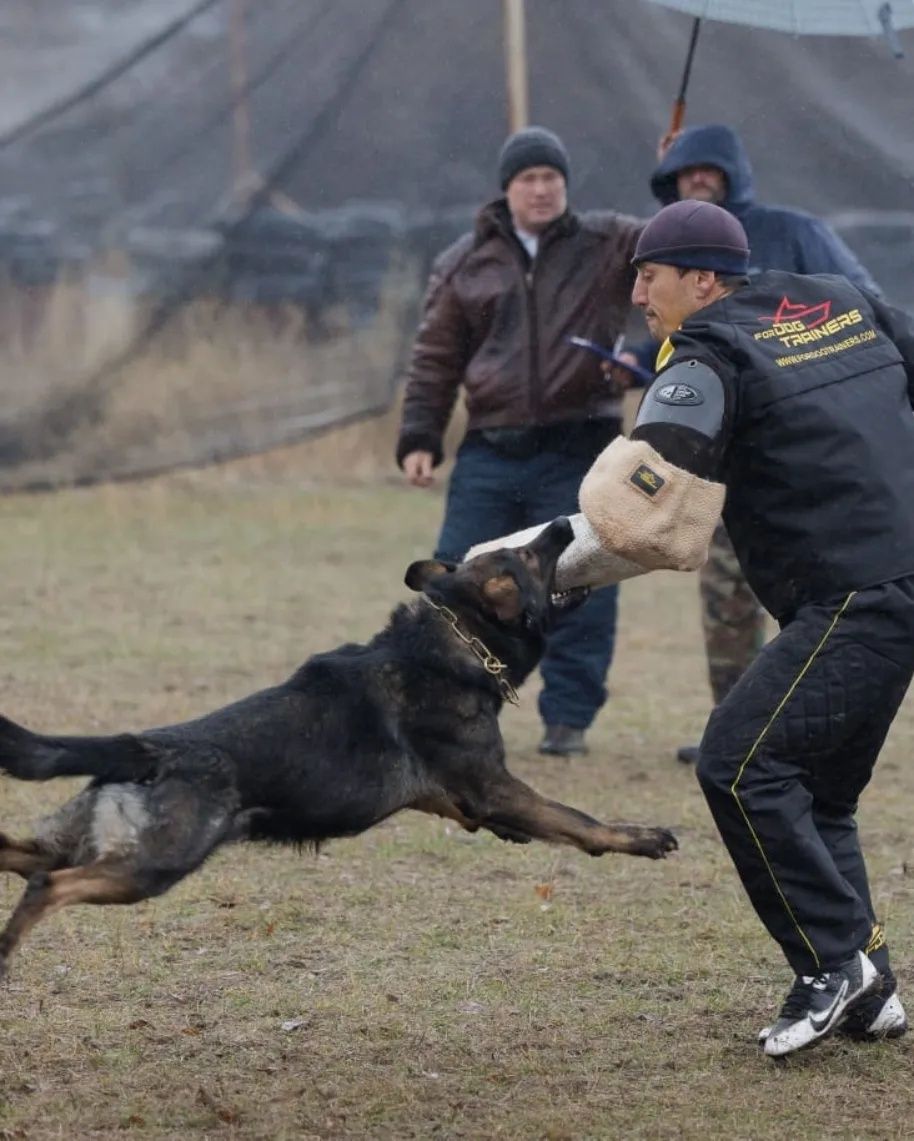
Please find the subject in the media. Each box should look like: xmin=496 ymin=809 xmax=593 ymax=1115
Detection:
xmin=411 ymin=794 xmax=480 ymax=833
xmin=479 ymin=775 xmax=677 ymax=859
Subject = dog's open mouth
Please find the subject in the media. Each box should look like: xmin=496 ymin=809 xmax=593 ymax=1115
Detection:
xmin=550 ymin=585 xmax=590 ymax=612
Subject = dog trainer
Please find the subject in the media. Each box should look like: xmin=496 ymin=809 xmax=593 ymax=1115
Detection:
xmin=474 ymin=200 xmax=914 ymax=1058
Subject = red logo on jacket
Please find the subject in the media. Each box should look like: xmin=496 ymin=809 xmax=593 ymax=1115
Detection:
xmin=759 ymin=296 xmax=833 ymax=330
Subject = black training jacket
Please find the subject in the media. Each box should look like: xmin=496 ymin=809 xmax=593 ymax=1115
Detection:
xmin=652 ymin=271 xmax=914 ymax=619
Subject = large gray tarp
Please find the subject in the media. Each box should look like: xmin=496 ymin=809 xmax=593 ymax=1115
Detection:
xmin=0 ymin=0 xmax=910 ymax=487
xmin=3 ymin=3 xmax=911 ymax=218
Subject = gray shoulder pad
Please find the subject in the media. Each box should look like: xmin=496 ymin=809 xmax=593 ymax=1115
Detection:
xmin=635 ymin=359 xmax=726 ymax=439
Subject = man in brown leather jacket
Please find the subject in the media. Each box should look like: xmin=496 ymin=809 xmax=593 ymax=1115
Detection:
xmin=396 ymin=127 xmax=642 ymax=755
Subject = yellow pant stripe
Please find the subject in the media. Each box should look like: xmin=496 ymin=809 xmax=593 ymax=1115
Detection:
xmin=729 ymin=592 xmax=856 ymax=971
xmin=865 ymin=923 xmax=886 ymax=955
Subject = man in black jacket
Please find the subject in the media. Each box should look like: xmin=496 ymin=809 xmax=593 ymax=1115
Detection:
xmin=623 ymin=200 xmax=914 ymax=1057
xmin=650 ymin=125 xmax=882 ymax=767
xmin=478 ymin=199 xmax=914 ymax=1057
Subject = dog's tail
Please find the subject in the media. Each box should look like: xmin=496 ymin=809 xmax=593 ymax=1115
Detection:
xmin=0 ymin=713 xmax=158 ymax=784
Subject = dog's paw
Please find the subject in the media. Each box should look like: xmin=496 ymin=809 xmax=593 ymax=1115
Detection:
xmin=489 ymin=824 xmax=533 ymax=845
xmin=636 ymin=827 xmax=678 ymax=860
xmin=601 ymin=825 xmax=677 ymax=860
xmin=586 ymin=824 xmax=678 ymax=859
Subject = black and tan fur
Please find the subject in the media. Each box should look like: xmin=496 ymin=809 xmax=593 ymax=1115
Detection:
xmin=0 ymin=518 xmax=676 ymax=978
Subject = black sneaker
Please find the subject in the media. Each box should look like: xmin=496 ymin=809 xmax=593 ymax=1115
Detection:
xmin=763 ymin=951 xmax=880 ymax=1057
xmin=538 ymin=725 xmax=588 ymax=756
xmin=759 ymin=987 xmax=907 ymax=1047
xmin=840 ymin=986 xmax=908 ymax=1041
xmin=676 ymin=744 xmax=699 ymax=765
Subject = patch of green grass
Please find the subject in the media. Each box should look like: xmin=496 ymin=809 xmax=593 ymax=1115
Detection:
xmin=0 ymin=471 xmax=913 ymax=1138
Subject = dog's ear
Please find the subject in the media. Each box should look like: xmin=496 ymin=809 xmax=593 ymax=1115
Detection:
xmin=481 ymin=574 xmax=523 ymax=622
xmin=404 ymin=559 xmax=456 ymax=592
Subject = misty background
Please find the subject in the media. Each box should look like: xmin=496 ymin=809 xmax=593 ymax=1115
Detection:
xmin=0 ymin=0 xmax=911 ymax=488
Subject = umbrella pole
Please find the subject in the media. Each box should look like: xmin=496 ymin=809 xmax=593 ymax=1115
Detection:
xmin=668 ymin=16 xmax=701 ymax=140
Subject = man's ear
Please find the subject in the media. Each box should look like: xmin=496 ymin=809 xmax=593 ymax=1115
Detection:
xmin=693 ymin=268 xmax=719 ymax=300
xmin=404 ymin=559 xmax=457 ymax=592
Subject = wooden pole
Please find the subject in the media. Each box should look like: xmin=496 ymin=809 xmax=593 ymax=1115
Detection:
xmin=228 ymin=0 xmax=255 ymax=202
xmin=503 ymin=0 xmax=528 ymax=133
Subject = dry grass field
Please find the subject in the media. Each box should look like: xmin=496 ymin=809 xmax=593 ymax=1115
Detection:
xmin=0 ymin=258 xmax=422 ymax=492
xmin=1 ymin=456 xmax=914 ymax=1139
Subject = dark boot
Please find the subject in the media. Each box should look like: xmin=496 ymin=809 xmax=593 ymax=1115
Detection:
xmin=676 ymin=744 xmax=700 ymax=765
xmin=539 ymin=725 xmax=588 ymax=757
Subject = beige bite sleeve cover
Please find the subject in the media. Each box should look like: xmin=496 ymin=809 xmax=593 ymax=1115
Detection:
xmin=464 ymin=514 xmax=647 ymax=590
xmin=578 ymin=436 xmax=725 ymax=572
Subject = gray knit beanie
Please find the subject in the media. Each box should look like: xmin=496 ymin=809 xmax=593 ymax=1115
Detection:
xmin=497 ymin=127 xmax=570 ymax=190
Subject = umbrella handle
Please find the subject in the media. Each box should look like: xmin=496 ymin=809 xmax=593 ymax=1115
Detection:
xmin=657 ymin=99 xmax=686 ymax=159
xmin=659 ymin=18 xmax=701 ymax=158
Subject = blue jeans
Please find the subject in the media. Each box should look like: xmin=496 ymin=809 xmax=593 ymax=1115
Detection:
xmin=435 ymin=435 xmax=618 ymax=730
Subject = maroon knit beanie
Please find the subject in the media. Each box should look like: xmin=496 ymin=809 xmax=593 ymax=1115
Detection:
xmin=633 ymin=200 xmax=749 ymax=275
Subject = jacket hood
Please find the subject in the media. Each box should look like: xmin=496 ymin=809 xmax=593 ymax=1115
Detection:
xmin=650 ymin=125 xmax=755 ymax=215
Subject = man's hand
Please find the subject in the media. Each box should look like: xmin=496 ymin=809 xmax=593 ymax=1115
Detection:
xmin=657 ymin=129 xmax=681 ymax=161
xmin=402 ymin=450 xmax=436 ymax=488
xmin=601 ymin=352 xmax=646 ymax=397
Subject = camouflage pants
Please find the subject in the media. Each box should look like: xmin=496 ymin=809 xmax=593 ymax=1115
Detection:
xmin=700 ymin=520 xmax=767 ymax=705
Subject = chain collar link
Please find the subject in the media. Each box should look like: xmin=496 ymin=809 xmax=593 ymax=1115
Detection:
xmin=421 ymin=596 xmax=520 ymax=705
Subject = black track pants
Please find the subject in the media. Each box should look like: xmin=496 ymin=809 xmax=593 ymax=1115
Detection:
xmin=696 ymin=576 xmax=914 ymax=976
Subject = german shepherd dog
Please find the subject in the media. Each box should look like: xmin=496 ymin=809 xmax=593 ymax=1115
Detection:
xmin=0 ymin=518 xmax=676 ymax=979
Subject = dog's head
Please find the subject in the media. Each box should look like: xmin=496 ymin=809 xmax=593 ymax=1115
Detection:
xmin=404 ymin=518 xmax=589 ymax=681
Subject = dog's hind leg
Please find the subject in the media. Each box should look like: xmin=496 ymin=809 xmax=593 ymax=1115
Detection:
xmin=0 ymin=860 xmax=154 ymax=979
xmin=0 ymin=832 xmax=57 ymax=879
xmin=478 ymin=774 xmax=678 ymax=860
xmin=0 ymin=762 xmax=243 ymax=978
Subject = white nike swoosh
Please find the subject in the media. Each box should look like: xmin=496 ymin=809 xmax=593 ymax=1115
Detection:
xmin=809 ymin=979 xmax=849 ymax=1031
